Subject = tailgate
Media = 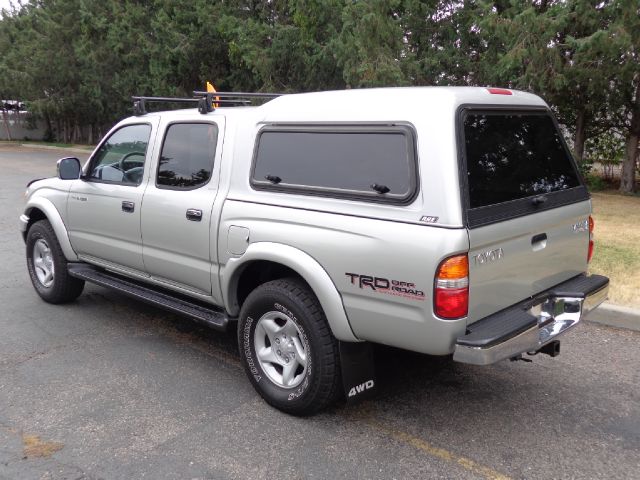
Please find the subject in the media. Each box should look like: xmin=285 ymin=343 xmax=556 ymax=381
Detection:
xmin=460 ymin=108 xmax=591 ymax=324
xmin=467 ymin=201 xmax=590 ymax=323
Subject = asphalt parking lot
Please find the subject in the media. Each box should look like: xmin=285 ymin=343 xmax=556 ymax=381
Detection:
xmin=1 ymin=144 xmax=639 ymax=480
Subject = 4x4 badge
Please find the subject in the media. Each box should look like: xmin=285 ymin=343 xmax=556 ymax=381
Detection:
xmin=572 ymin=219 xmax=589 ymax=233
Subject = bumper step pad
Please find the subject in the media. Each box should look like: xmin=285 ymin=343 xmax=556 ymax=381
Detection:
xmin=454 ymin=274 xmax=609 ymax=365
xmin=457 ymin=308 xmax=537 ymax=348
xmin=68 ymin=264 xmax=228 ymax=331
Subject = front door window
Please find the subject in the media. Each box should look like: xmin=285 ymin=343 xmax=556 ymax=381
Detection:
xmin=86 ymin=124 xmax=151 ymax=185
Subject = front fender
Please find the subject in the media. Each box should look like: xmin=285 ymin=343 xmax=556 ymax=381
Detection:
xmin=222 ymin=242 xmax=359 ymax=342
xmin=22 ymin=197 xmax=78 ymax=262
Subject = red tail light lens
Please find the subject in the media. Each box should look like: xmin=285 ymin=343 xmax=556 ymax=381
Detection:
xmin=435 ymin=288 xmax=469 ymax=319
xmin=588 ymin=215 xmax=595 ymax=263
xmin=487 ymin=88 xmax=512 ymax=95
xmin=434 ymin=254 xmax=469 ymax=319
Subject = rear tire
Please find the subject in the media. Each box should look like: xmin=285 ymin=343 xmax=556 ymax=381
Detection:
xmin=238 ymin=278 xmax=341 ymax=415
xmin=26 ymin=220 xmax=85 ymax=304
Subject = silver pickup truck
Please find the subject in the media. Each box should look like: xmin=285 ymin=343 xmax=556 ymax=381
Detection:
xmin=20 ymin=87 xmax=609 ymax=415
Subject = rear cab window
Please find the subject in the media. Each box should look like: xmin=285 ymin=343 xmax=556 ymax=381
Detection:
xmin=460 ymin=109 xmax=588 ymax=227
xmin=251 ymin=126 xmax=418 ymax=204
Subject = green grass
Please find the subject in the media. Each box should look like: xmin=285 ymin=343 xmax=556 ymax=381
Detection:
xmin=592 ymin=242 xmax=640 ymax=273
xmin=590 ymin=191 xmax=640 ymax=308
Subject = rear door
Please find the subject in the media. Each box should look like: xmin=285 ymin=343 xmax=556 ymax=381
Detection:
xmin=460 ymin=109 xmax=591 ymax=323
xmin=140 ymin=119 xmax=224 ymax=295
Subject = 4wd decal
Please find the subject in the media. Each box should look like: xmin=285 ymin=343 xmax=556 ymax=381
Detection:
xmin=348 ymin=379 xmax=375 ymax=398
xmin=345 ymin=273 xmax=426 ymax=301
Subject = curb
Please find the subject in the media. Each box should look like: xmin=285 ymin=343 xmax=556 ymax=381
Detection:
xmin=20 ymin=143 xmax=93 ymax=155
xmin=585 ymin=302 xmax=640 ymax=332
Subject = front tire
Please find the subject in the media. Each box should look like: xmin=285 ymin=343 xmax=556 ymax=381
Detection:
xmin=238 ymin=278 xmax=341 ymax=415
xmin=26 ymin=220 xmax=85 ymax=304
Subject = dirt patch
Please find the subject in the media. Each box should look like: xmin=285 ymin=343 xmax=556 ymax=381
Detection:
xmin=22 ymin=434 xmax=64 ymax=459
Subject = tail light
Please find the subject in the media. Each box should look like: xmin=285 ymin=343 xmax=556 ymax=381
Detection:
xmin=434 ymin=254 xmax=469 ymax=319
xmin=588 ymin=215 xmax=595 ymax=263
xmin=487 ymin=87 xmax=512 ymax=95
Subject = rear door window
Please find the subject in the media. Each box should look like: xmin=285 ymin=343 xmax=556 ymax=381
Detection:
xmin=251 ymin=127 xmax=417 ymax=203
xmin=157 ymin=123 xmax=218 ymax=189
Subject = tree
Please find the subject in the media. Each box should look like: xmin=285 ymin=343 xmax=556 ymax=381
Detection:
xmin=336 ymin=0 xmax=407 ymax=87
xmin=607 ymin=0 xmax=640 ymax=193
xmin=218 ymin=0 xmax=345 ymax=92
xmin=480 ymin=0 xmax=618 ymax=165
xmin=400 ymin=0 xmax=487 ymax=86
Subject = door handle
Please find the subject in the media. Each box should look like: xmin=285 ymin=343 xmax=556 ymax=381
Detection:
xmin=531 ymin=233 xmax=547 ymax=251
xmin=122 ymin=201 xmax=135 ymax=213
xmin=186 ymin=208 xmax=203 ymax=221
xmin=531 ymin=233 xmax=547 ymax=244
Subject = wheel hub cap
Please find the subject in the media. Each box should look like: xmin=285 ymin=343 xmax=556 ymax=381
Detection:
xmin=33 ymin=238 xmax=55 ymax=288
xmin=254 ymin=311 xmax=308 ymax=389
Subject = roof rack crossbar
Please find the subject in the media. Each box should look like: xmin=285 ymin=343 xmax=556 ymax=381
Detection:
xmin=132 ymin=91 xmax=284 ymax=116
xmin=192 ymin=91 xmax=284 ymax=99
xmin=132 ymin=96 xmax=203 ymax=116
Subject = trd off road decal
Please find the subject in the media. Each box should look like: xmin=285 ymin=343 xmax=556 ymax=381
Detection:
xmin=345 ymin=273 xmax=425 ymax=301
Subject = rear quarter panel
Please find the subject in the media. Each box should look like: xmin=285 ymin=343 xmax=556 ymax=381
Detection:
xmin=219 ymin=200 xmax=469 ymax=355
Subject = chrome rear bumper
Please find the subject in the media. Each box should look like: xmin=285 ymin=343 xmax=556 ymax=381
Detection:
xmin=453 ymin=274 xmax=609 ymax=365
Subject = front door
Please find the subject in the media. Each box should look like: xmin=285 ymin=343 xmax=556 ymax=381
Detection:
xmin=67 ymin=121 xmax=157 ymax=273
xmin=140 ymin=120 xmax=224 ymax=295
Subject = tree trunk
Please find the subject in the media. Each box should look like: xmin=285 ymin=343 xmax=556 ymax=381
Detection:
xmin=620 ymin=81 xmax=640 ymax=194
xmin=45 ymin=114 xmax=53 ymax=142
xmin=1 ymin=108 xmax=12 ymax=141
xmin=573 ymin=110 xmax=586 ymax=165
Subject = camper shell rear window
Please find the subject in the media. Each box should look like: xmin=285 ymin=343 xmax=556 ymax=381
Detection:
xmin=460 ymin=108 xmax=588 ymax=227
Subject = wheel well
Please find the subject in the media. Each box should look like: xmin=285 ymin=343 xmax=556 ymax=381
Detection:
xmin=27 ymin=208 xmax=47 ymax=228
xmin=24 ymin=208 xmax=47 ymax=239
xmin=236 ymin=261 xmax=305 ymax=309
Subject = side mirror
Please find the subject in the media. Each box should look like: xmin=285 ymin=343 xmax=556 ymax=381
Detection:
xmin=57 ymin=157 xmax=81 ymax=180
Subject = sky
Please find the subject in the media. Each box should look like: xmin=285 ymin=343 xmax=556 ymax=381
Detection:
xmin=0 ymin=0 xmax=17 ymax=13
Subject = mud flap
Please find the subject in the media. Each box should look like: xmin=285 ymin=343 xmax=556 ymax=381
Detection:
xmin=339 ymin=341 xmax=376 ymax=403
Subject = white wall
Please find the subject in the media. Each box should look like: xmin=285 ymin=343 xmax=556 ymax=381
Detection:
xmin=0 ymin=112 xmax=46 ymax=141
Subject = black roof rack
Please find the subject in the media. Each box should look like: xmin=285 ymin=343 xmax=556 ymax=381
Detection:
xmin=132 ymin=91 xmax=284 ymax=116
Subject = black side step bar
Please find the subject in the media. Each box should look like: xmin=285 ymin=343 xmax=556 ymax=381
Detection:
xmin=68 ymin=265 xmax=229 ymax=331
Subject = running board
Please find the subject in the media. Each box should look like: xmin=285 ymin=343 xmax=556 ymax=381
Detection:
xmin=68 ymin=264 xmax=229 ymax=331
